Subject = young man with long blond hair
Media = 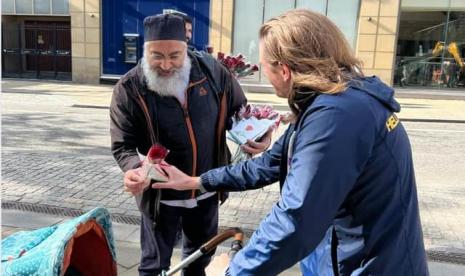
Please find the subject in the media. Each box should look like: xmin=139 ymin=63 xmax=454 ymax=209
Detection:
xmin=153 ymin=9 xmax=428 ymax=275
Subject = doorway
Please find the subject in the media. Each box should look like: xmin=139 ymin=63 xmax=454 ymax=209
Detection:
xmin=2 ymin=18 xmax=72 ymax=80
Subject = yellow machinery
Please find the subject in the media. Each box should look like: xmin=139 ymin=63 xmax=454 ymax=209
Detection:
xmin=432 ymin=41 xmax=464 ymax=69
xmin=397 ymin=41 xmax=464 ymax=87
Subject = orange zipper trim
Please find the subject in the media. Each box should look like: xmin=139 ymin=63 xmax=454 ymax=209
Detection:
xmin=181 ymin=86 xmax=199 ymax=199
xmin=184 ymin=114 xmax=198 ymax=198
xmin=216 ymin=89 xmax=228 ymax=148
xmin=188 ymin=77 xmax=206 ymax=89
xmin=215 ymin=88 xmax=228 ymax=203
xmin=135 ymin=93 xmax=156 ymax=145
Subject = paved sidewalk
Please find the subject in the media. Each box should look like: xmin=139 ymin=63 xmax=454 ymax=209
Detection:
xmin=2 ymin=209 xmax=464 ymax=275
xmin=2 ymin=79 xmax=465 ymax=273
xmin=1 ymin=209 xmax=303 ymax=275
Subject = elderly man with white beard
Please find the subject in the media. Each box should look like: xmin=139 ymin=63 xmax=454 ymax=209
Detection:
xmin=110 ymin=14 xmax=271 ymax=276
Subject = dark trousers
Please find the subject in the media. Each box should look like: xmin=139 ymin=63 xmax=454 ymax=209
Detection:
xmin=138 ymin=195 xmax=219 ymax=276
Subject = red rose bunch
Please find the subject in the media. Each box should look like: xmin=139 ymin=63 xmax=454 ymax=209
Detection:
xmin=217 ymin=52 xmax=259 ymax=78
xmin=236 ymin=104 xmax=279 ymax=121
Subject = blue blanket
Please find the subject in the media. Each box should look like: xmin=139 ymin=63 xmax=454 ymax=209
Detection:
xmin=2 ymin=207 xmax=116 ymax=276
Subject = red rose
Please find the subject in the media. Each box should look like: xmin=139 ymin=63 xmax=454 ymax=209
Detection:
xmin=147 ymin=143 xmax=169 ymax=164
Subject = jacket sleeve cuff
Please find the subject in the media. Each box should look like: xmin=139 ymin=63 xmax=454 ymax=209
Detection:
xmin=198 ymin=180 xmax=208 ymax=193
xmin=199 ymin=172 xmax=216 ymax=192
xmin=122 ymin=157 xmax=142 ymax=172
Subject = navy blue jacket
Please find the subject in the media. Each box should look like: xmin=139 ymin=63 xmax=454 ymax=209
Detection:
xmin=200 ymin=77 xmax=428 ymax=275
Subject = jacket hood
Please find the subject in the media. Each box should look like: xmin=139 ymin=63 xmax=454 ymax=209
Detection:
xmin=350 ymin=76 xmax=401 ymax=112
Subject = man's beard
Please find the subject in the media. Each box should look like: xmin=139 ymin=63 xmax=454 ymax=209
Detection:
xmin=141 ymin=55 xmax=191 ymax=98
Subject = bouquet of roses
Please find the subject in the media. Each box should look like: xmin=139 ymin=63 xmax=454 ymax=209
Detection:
xmin=217 ymin=52 xmax=259 ymax=79
xmin=138 ymin=143 xmax=170 ymax=186
xmin=228 ymin=104 xmax=280 ymax=163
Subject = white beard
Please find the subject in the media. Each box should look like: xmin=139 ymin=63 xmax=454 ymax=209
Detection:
xmin=141 ymin=55 xmax=191 ymax=103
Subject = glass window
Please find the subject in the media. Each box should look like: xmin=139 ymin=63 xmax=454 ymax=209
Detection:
xmin=395 ymin=11 xmax=447 ymax=87
xmin=394 ymin=8 xmax=465 ymax=88
xmin=52 ymin=0 xmax=69 ymax=15
xmin=260 ymin=0 xmax=295 ymax=82
xmin=263 ymin=0 xmax=294 ymax=21
xmin=2 ymin=0 xmax=15 ymax=13
xmin=443 ymin=11 xmax=465 ymax=88
xmin=232 ymin=0 xmax=264 ymax=82
xmin=327 ymin=0 xmax=360 ymax=47
xmin=232 ymin=0 xmax=362 ymax=83
xmin=16 ymin=0 xmax=33 ymax=14
xmin=296 ymin=0 xmax=327 ymax=15
xmin=34 ymin=0 xmax=51 ymax=14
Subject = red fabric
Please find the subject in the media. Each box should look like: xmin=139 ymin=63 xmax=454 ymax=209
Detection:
xmin=61 ymin=220 xmax=117 ymax=276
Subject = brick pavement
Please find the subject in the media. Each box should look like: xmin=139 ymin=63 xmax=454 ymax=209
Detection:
xmin=1 ymin=79 xmax=282 ymax=233
xmin=2 ymin=79 xmax=465 ymax=258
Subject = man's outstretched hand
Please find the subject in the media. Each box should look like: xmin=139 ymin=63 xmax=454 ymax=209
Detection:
xmin=240 ymin=127 xmax=273 ymax=155
xmin=151 ymin=163 xmax=200 ymax=191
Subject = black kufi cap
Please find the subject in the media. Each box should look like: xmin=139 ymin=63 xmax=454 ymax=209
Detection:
xmin=144 ymin=14 xmax=186 ymax=42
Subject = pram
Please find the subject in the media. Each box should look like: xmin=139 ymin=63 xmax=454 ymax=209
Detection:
xmin=160 ymin=227 xmax=244 ymax=276
xmin=1 ymin=207 xmax=117 ymax=276
xmin=1 ymin=206 xmax=244 ymax=276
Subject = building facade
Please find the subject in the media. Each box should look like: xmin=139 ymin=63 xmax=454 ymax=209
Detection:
xmin=2 ymin=0 xmax=464 ymax=89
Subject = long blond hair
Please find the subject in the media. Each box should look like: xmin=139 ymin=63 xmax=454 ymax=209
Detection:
xmin=259 ymin=9 xmax=364 ymax=115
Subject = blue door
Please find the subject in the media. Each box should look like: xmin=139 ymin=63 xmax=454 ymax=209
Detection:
xmin=102 ymin=0 xmax=211 ymax=75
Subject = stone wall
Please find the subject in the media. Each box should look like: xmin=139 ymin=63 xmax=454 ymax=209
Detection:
xmin=209 ymin=0 xmax=234 ymax=55
xmin=355 ymin=0 xmax=401 ymax=85
xmin=70 ymin=0 xmax=100 ymax=83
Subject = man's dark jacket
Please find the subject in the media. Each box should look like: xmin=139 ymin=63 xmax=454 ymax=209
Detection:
xmin=110 ymin=50 xmax=246 ymax=204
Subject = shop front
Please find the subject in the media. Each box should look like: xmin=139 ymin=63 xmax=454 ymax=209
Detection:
xmin=394 ymin=0 xmax=465 ymax=89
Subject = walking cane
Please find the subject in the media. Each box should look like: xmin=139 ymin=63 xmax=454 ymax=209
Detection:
xmin=160 ymin=227 xmax=244 ymax=276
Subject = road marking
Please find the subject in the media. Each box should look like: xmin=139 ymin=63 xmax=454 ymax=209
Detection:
xmin=407 ymin=128 xmax=465 ymax=133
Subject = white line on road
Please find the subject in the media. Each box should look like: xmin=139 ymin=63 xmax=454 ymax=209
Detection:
xmin=407 ymin=128 xmax=465 ymax=133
